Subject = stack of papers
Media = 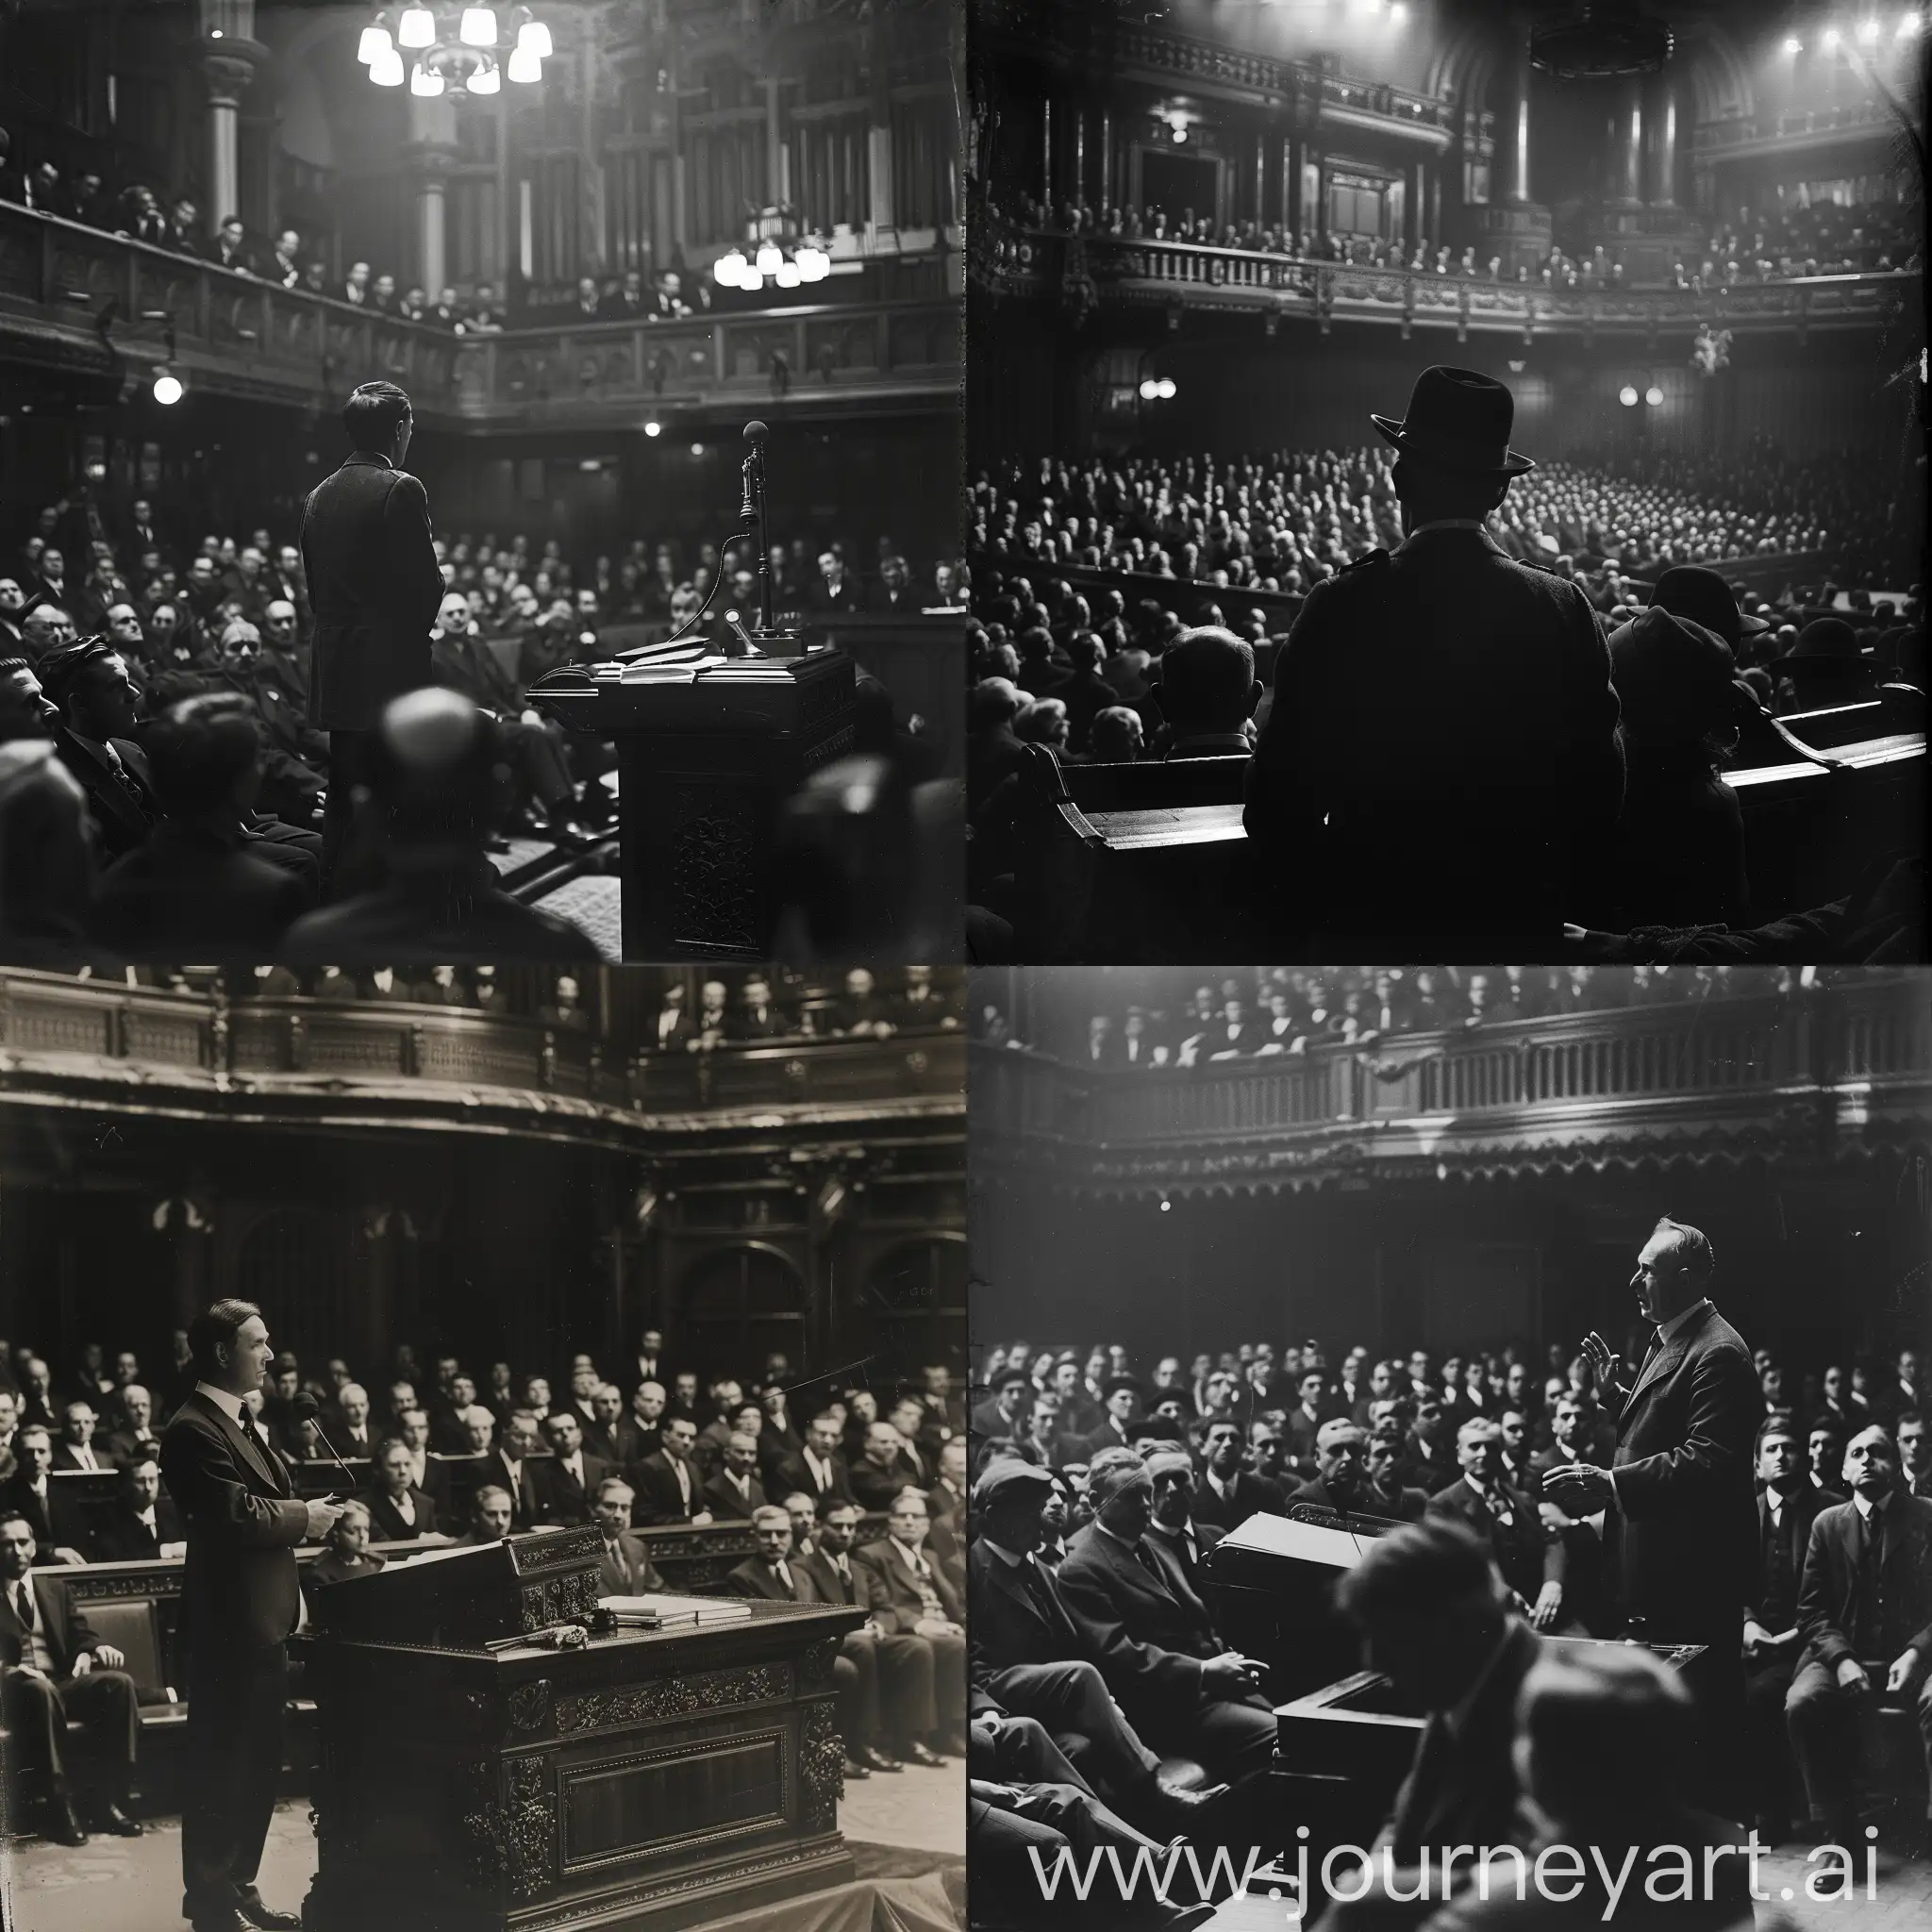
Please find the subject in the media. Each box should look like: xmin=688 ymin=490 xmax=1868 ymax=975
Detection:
xmin=597 ymin=1593 xmax=754 ymax=1627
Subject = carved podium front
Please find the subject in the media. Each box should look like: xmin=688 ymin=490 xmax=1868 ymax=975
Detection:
xmin=293 ymin=1530 xmax=867 ymax=1932
xmin=530 ymin=648 xmax=857 ymax=960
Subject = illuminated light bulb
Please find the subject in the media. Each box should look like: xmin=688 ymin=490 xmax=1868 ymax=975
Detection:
xmin=409 ymin=62 xmax=444 ymax=95
xmin=1157 ymin=376 xmax=1177 ymax=400
xmin=1172 ymin=125 xmax=1188 ymax=143
xmin=1391 ymin=1 xmax=1407 ymax=17
xmin=153 ymin=370 xmax=183 ymax=406
xmin=517 ymin=17 xmax=553 ymax=57
xmin=776 ymin=259 xmax=801 ymax=288
xmin=1822 ymin=25 xmax=1840 ymax=47
xmin=398 ymin=7 xmax=435 ymax=49
xmin=468 ymin=60 xmax=500 ymax=93
xmin=1619 ymin=385 xmax=1639 ymax=407
xmin=691 ymin=441 xmax=704 ymax=457
xmin=797 ymin=244 xmax=830 ymax=281
xmin=740 ymin=267 xmax=763 ymax=291
xmin=358 ymin=24 xmax=392 ymax=63
xmin=507 ymin=42 xmax=541 ymax=81
xmin=1782 ymin=34 xmax=1803 ymax=52
xmin=369 ymin=45 xmax=406 ymax=85
xmin=1645 ymin=385 xmax=1663 ymax=406
xmin=756 ymin=242 xmax=783 ymax=276
xmin=714 ymin=248 xmax=746 ymax=287
xmin=643 ymin=420 xmax=661 ymax=437
xmin=460 ymin=7 xmax=498 ymax=46
xmin=1139 ymin=376 xmax=1158 ymax=399
xmin=1857 ymin=16 xmax=1881 ymax=40
xmin=1898 ymin=11 xmax=1921 ymax=35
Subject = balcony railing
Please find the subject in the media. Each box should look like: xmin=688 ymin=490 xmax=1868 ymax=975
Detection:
xmin=979 ymin=225 xmax=1917 ymax=338
xmin=1694 ymin=99 xmax=1897 ymax=153
xmin=0 ymin=972 xmax=963 ymax=1127
xmin=970 ymin=975 xmax=1931 ymax=1191
xmin=0 ymin=204 xmax=960 ymax=423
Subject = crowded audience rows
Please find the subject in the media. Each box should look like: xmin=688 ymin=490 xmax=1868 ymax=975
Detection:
xmin=963 ymin=1323 xmax=1931 ymax=1910
xmin=994 ymin=188 xmax=1919 ymax=288
xmin=973 ymin=963 xmax=1825 ymax=1063
xmin=0 ymin=1329 xmax=969 ymax=1818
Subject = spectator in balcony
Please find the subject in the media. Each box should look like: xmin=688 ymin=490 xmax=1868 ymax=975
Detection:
xmin=211 ymin=216 xmax=256 ymax=276
xmin=571 ymin=275 xmax=604 ymax=322
xmin=458 ymin=285 xmax=505 ymax=333
xmin=360 ymin=1440 xmax=440 ymax=1543
xmin=866 ymin=554 xmax=921 ymax=616
xmin=808 ymin=548 xmax=862 ymax=617
xmin=299 ymin=260 xmax=328 ymax=297
xmin=266 ymin=227 xmax=302 ymax=288
xmin=89 ymin=693 xmax=310 ymax=956
xmin=163 ymin=195 xmax=202 ymax=256
xmin=0 ymin=581 xmax=28 ymax=658
xmin=647 ymin=271 xmax=691 ymax=321
xmin=599 ymin=270 xmax=648 ymax=321
xmin=397 ymin=286 xmax=427 ymax=323
xmin=425 ymin=286 xmax=460 ymax=328
xmin=341 ymin=261 xmax=372 ymax=306
xmin=370 ymin=273 xmax=398 ymax=315
xmin=118 ymin=185 xmax=171 ymax=247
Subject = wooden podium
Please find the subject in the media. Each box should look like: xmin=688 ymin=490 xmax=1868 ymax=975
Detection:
xmin=529 ymin=648 xmax=857 ymax=960
xmin=293 ymin=1529 xmax=867 ymax=1932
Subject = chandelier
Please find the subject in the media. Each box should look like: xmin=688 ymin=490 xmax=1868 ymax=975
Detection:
xmin=358 ymin=6 xmax=551 ymax=97
xmin=714 ymin=207 xmax=832 ymax=293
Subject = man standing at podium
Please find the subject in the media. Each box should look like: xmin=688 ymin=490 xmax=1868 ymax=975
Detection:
xmin=160 ymin=1300 xmax=344 ymax=1932
xmin=300 ymin=380 xmax=443 ymax=886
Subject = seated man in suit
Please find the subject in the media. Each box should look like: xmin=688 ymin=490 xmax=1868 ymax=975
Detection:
xmin=632 ymin=1414 xmax=713 ymax=1526
xmin=853 ymin=1490 xmax=967 ymax=1756
xmin=462 ymin=1484 xmax=515 ymax=1545
xmin=52 ymin=1400 xmax=109 ymax=1474
xmin=1191 ymin=1418 xmax=1286 ymax=1530
xmin=969 ymin=1457 xmax=1224 ymax=1835
xmin=330 ymin=1382 xmax=379 ymax=1461
xmin=301 ymin=1499 xmax=386 ymax=1607
xmin=1324 ymin=1515 xmax=1540 ymax=1928
xmin=37 ymin=635 xmax=162 ymax=865
xmin=1360 ymin=1431 xmax=1430 ymax=1522
xmin=531 ymin=1410 xmax=611 ymax=1527
xmin=799 ymin=1497 xmax=934 ymax=1772
xmin=480 ymin=1411 xmax=540 ymax=1529
xmin=777 ymin=1408 xmax=859 ymax=1513
xmin=1428 ymin=1417 xmax=1573 ymax=1632
xmin=728 ymin=1507 xmax=886 ymax=1782
xmin=92 ymin=1456 xmax=187 ymax=1562
xmin=103 ymin=1384 xmax=163 ymax=1470
xmin=1744 ymin=1415 xmax=1837 ymax=1844
xmin=1056 ymin=1453 xmax=1275 ymax=1785
xmin=0 ymin=1508 xmax=142 ymax=1844
xmin=590 ymin=1477 xmax=665 ymax=1597
xmin=582 ymin=1383 xmax=642 ymax=1473
xmin=0 ymin=1425 xmax=90 ymax=1563
xmin=1784 ymin=1422 xmax=1932 ymax=1852
xmin=701 ymin=1430 xmax=768 ymax=1521
xmin=393 ymin=1407 xmax=452 ymax=1521
xmin=360 ymin=1438 xmax=441 ymax=1543
xmin=850 ymin=1421 xmax=920 ymax=1513
xmin=1289 ymin=1418 xmax=1376 ymax=1515
xmin=1141 ymin=1446 xmax=1225 ymax=1605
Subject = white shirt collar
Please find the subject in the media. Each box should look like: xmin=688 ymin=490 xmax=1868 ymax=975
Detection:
xmin=1657 ymin=1299 xmax=1711 ymax=1347
xmin=1854 ymin=1490 xmax=1881 ymax=1521
xmin=196 ymin=1381 xmax=245 ymax=1424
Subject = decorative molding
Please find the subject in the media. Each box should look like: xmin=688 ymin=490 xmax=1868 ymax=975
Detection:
xmin=799 ymin=1701 xmax=843 ymax=1833
xmin=460 ymin=1756 xmax=556 ymax=1902
xmin=555 ymin=1659 xmax=792 ymax=1735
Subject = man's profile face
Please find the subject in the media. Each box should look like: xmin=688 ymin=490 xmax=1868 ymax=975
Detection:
xmin=0 ymin=668 xmax=58 ymax=741
xmin=226 ymin=1315 xmax=275 ymax=1392
xmin=107 ymin=605 xmax=143 ymax=648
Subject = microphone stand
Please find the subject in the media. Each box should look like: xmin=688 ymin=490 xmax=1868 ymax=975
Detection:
xmin=297 ymin=1405 xmax=358 ymax=1501
xmin=738 ymin=421 xmax=802 ymax=656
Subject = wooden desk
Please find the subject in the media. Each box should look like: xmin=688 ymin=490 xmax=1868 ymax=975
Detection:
xmin=295 ymin=1597 xmax=867 ymax=1932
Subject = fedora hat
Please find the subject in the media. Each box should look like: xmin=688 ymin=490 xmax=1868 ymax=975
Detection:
xmin=1606 ymin=607 xmax=1752 ymax=745
xmin=1649 ymin=565 xmax=1770 ymax=651
xmin=1371 ymin=366 xmax=1536 ymax=476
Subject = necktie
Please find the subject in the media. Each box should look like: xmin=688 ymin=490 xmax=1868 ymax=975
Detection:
xmin=1133 ymin=1540 xmax=1167 ymax=1586
xmin=14 ymin=1582 xmax=33 ymax=1631
xmin=241 ymin=1409 xmax=269 ymax=1462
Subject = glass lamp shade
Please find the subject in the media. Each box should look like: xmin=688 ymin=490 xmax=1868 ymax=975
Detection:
xmin=507 ymin=42 xmax=541 ymax=81
xmin=796 ymin=245 xmax=829 ymax=281
xmin=398 ymin=7 xmax=436 ymax=49
xmin=468 ymin=59 xmax=500 ymax=93
xmin=776 ymin=260 xmax=801 ymax=289
xmin=714 ymin=249 xmax=747 ymax=287
xmin=1139 ymin=377 xmax=1158 ymax=400
xmin=409 ymin=62 xmax=445 ymax=95
xmin=517 ymin=18 xmax=553 ymax=57
xmin=1619 ymin=385 xmax=1640 ymax=407
xmin=1644 ymin=385 xmax=1664 ymax=407
xmin=1157 ymin=377 xmax=1177 ymax=400
xmin=460 ymin=7 xmax=499 ymax=45
xmin=755 ymin=242 xmax=783 ymax=276
xmin=153 ymin=371 xmax=184 ymax=406
xmin=369 ymin=45 xmax=407 ymax=85
xmin=358 ymin=25 xmax=392 ymax=63
xmin=740 ymin=268 xmax=764 ymax=291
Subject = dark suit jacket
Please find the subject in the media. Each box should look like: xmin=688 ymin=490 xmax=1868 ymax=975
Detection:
xmin=1191 ymin=1469 xmax=1285 ymax=1531
xmin=853 ymin=1537 xmax=963 ymax=1635
xmin=632 ymin=1452 xmax=703 ymax=1525
xmin=56 ymin=728 xmax=161 ymax=862
xmin=0 ymin=1571 xmax=113 ymax=1677
xmin=775 ymin=1449 xmax=858 ymax=1510
xmin=1602 ymin=1304 xmax=1759 ymax=1641
xmin=92 ymin=821 xmax=310 ymax=955
xmin=479 ymin=1450 xmax=540 ymax=1528
xmin=1245 ymin=525 xmax=1624 ymax=944
xmin=360 ymin=1484 xmax=439 ymax=1541
xmin=1383 ymin=1617 xmax=1540 ymax=1862
xmin=849 ymin=1457 xmax=916 ymax=1514
xmin=299 ymin=450 xmax=443 ymax=730
xmin=1795 ymin=1491 xmax=1932 ymax=1673
xmin=158 ymin=1390 xmax=309 ymax=1657
xmin=595 ymin=1531 xmax=664 ymax=1597
xmin=103 ymin=1427 xmax=164 ymax=1470
xmin=1751 ymin=1482 xmax=1839 ymax=1634
xmin=91 ymin=1496 xmax=187 ymax=1563
xmin=530 ymin=1452 xmax=613 ymax=1527
xmin=795 ymin=1545 xmax=865 ymax=1609
xmin=968 ymin=1540 xmax=1083 ymax=1683
xmin=701 ymin=1471 xmax=767 ymax=1521
xmin=727 ymin=1557 xmax=805 ymax=1602
xmin=1055 ymin=1522 xmax=1228 ymax=1728
xmin=1428 ymin=1474 xmax=1561 ymax=1603
xmin=0 ymin=1476 xmax=86 ymax=1555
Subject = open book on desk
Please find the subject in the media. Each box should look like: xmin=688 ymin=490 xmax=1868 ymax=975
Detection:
xmin=599 ymin=1593 xmax=754 ymax=1627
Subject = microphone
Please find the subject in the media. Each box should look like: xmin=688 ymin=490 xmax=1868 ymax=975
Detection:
xmin=743 ymin=419 xmax=769 ymax=452
xmin=290 ymin=1391 xmax=358 ymax=1494
xmin=743 ymin=421 xmax=774 ymax=634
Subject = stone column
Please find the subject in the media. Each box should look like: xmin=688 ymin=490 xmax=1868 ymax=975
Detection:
xmin=1041 ymin=97 xmax=1054 ymax=205
xmin=407 ymin=95 xmax=458 ymax=302
xmin=766 ymin=77 xmax=785 ymax=205
xmin=1501 ymin=17 xmax=1534 ymax=204
xmin=1098 ymin=108 xmax=1112 ymax=212
xmin=1613 ymin=74 xmax=1643 ymax=205
xmin=203 ymin=50 xmax=258 ymax=232
xmin=1646 ymin=71 xmax=1678 ymax=207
